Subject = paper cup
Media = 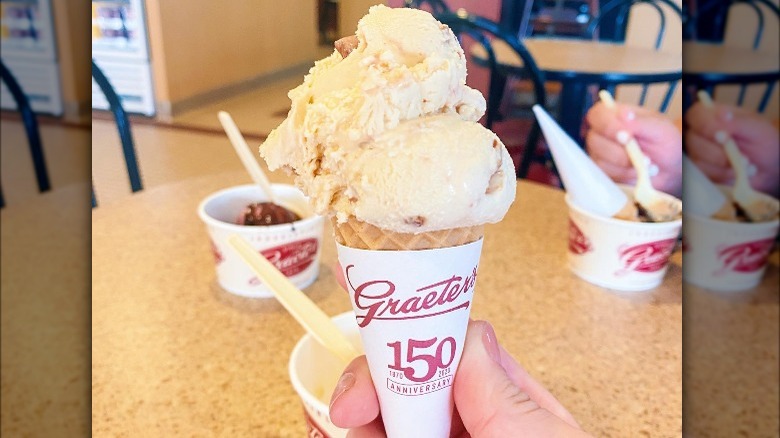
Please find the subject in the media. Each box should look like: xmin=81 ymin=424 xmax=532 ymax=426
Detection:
xmin=336 ymin=239 xmax=482 ymax=438
xmin=566 ymin=185 xmax=682 ymax=291
xmin=683 ymin=187 xmax=779 ymax=292
xmin=289 ymin=312 xmax=361 ymax=438
xmin=197 ymin=184 xmax=325 ymax=298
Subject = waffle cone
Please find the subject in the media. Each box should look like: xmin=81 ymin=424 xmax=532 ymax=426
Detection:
xmin=332 ymin=217 xmax=483 ymax=250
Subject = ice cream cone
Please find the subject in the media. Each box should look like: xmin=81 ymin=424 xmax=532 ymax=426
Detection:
xmin=532 ymin=105 xmax=630 ymax=218
xmin=334 ymin=217 xmax=483 ymax=438
xmin=332 ymin=217 xmax=483 ymax=250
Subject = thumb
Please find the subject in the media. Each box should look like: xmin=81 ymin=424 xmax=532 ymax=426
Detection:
xmin=454 ymin=321 xmax=591 ymax=437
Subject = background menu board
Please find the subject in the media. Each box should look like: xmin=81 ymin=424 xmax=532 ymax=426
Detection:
xmin=0 ymin=0 xmax=62 ymax=115
xmin=91 ymin=0 xmax=155 ymax=116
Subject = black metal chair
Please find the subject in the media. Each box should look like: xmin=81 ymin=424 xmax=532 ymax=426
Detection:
xmin=436 ymin=11 xmax=548 ymax=180
xmin=587 ymin=0 xmax=685 ymax=110
xmin=688 ymin=0 xmax=779 ymax=47
xmin=91 ymin=60 xmax=142 ymax=207
xmin=404 ymin=0 xmax=451 ymax=14
xmin=683 ymin=0 xmax=779 ymax=112
xmin=0 ymin=60 xmax=51 ymax=208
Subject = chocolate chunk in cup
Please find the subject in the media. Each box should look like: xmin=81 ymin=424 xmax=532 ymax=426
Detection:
xmin=334 ymin=218 xmax=483 ymax=438
xmin=289 ymin=312 xmax=362 ymax=438
xmin=683 ymin=186 xmax=779 ymax=292
xmin=197 ymin=184 xmax=325 ymax=298
xmin=566 ymin=185 xmax=682 ymax=292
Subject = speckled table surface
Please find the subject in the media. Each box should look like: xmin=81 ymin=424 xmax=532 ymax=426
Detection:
xmin=684 ymin=260 xmax=779 ymax=437
xmin=90 ymin=171 xmax=687 ymax=437
xmin=1 ymin=183 xmax=91 ymax=437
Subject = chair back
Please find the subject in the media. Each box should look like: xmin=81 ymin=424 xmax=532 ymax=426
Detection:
xmin=404 ymin=0 xmax=451 ymax=14
xmin=588 ymin=0 xmax=684 ymax=49
xmin=435 ymin=11 xmax=547 ymax=179
xmin=586 ymin=0 xmax=683 ymax=111
xmin=91 ymin=60 xmax=142 ymax=207
xmin=684 ymin=0 xmax=778 ymax=113
xmin=0 ymin=60 xmax=51 ymax=208
xmin=690 ymin=0 xmax=779 ymax=49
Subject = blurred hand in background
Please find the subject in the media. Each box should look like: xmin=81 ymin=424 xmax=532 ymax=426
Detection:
xmin=685 ymin=102 xmax=780 ymax=198
xmin=585 ymin=102 xmax=683 ymax=197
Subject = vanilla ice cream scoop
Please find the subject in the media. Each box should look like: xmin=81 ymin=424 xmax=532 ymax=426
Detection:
xmin=260 ymin=5 xmax=514 ymax=233
xmin=336 ymin=114 xmax=515 ymax=233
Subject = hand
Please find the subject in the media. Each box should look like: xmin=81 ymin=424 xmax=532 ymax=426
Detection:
xmin=685 ymin=102 xmax=780 ymax=198
xmin=585 ymin=102 xmax=683 ymax=197
xmin=328 ymin=319 xmax=591 ymax=437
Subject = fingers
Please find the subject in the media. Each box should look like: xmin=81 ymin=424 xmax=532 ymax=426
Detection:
xmin=334 ymin=262 xmax=347 ymax=290
xmin=586 ymin=101 xmax=633 ymax=144
xmin=346 ymin=418 xmax=386 ymax=438
xmin=587 ymin=102 xmax=681 ymax=166
xmin=585 ymin=131 xmax=631 ymax=169
xmin=329 ymin=355 xmax=381 ymax=429
xmin=685 ymin=101 xmax=732 ymax=141
xmin=685 ymin=131 xmax=733 ymax=183
xmin=497 ymin=345 xmax=581 ymax=429
xmin=453 ymin=320 xmax=590 ymax=437
xmin=592 ymin=157 xmax=637 ymax=185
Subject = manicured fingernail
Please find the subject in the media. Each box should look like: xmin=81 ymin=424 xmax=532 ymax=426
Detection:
xmin=622 ymin=110 xmax=636 ymax=121
xmin=329 ymin=372 xmax=355 ymax=409
xmin=719 ymin=109 xmax=734 ymax=121
xmin=648 ymin=163 xmax=660 ymax=177
xmin=715 ymin=131 xmax=729 ymax=144
xmin=481 ymin=321 xmax=502 ymax=364
xmin=616 ymin=130 xmax=631 ymax=145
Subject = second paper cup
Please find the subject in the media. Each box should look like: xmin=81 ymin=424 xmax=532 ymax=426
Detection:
xmin=683 ymin=187 xmax=778 ymax=292
xmin=566 ymin=185 xmax=682 ymax=291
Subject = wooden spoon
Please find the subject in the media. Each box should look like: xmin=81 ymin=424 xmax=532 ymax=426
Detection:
xmin=598 ymin=90 xmax=681 ymax=222
xmin=697 ymin=91 xmax=779 ymax=222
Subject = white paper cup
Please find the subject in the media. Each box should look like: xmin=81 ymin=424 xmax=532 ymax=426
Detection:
xmin=289 ymin=312 xmax=362 ymax=438
xmin=566 ymin=185 xmax=682 ymax=291
xmin=197 ymin=184 xmax=325 ymax=298
xmin=683 ymin=187 xmax=779 ymax=292
xmin=336 ymin=239 xmax=482 ymax=438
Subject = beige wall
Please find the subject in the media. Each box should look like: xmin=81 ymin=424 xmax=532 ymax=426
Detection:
xmin=338 ymin=1 xmax=383 ymax=37
xmin=145 ymin=0 xmax=318 ymax=116
xmin=621 ymin=0 xmax=683 ymax=119
xmin=52 ymin=0 xmax=92 ymax=122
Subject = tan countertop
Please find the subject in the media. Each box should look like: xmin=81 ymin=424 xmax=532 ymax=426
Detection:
xmin=1 ymin=183 xmax=91 ymax=436
xmin=473 ymin=38 xmax=681 ymax=76
xmin=92 ymin=171 xmax=687 ymax=436
xmin=682 ymin=41 xmax=780 ymax=75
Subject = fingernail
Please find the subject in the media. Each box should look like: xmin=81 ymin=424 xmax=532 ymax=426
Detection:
xmin=622 ymin=110 xmax=636 ymax=121
xmin=616 ymin=130 xmax=631 ymax=145
xmin=719 ymin=109 xmax=734 ymax=121
xmin=715 ymin=131 xmax=729 ymax=144
xmin=329 ymin=372 xmax=355 ymax=409
xmin=648 ymin=163 xmax=660 ymax=177
xmin=481 ymin=321 xmax=502 ymax=364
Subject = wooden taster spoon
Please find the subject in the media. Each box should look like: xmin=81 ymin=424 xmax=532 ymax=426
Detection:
xmin=697 ymin=91 xmax=779 ymax=222
xmin=598 ymin=91 xmax=681 ymax=222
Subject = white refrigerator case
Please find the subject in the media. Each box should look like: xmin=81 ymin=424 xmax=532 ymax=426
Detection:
xmin=0 ymin=0 xmax=63 ymax=115
xmin=91 ymin=0 xmax=155 ymax=116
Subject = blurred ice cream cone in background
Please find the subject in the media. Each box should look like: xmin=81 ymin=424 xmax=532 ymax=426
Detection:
xmin=532 ymin=105 xmax=635 ymax=220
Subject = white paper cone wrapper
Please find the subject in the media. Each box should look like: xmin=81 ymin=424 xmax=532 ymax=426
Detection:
xmin=533 ymin=105 xmax=628 ymax=218
xmin=683 ymin=155 xmax=728 ymax=217
xmin=336 ymin=239 xmax=484 ymax=438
